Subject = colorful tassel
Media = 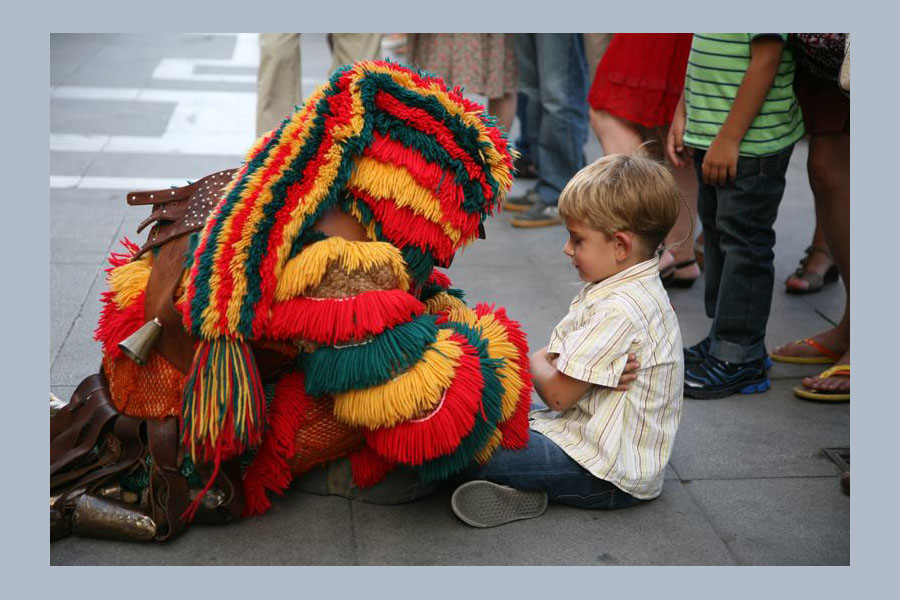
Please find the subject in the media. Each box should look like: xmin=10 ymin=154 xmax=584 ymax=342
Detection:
xmin=267 ymin=288 xmax=425 ymax=344
xmin=180 ymin=337 xmax=266 ymax=464
xmin=301 ymin=315 xmax=439 ymax=396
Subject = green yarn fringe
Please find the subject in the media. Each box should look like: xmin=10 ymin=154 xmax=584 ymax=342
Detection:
xmin=301 ymin=315 xmax=440 ymax=397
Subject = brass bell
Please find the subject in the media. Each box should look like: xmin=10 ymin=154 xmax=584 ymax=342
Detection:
xmin=118 ymin=318 xmax=162 ymax=365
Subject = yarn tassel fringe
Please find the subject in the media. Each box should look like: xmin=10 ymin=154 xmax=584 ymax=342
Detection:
xmin=349 ymin=445 xmax=396 ymax=488
xmin=242 ymin=372 xmax=311 ymax=517
xmin=267 ymin=289 xmax=425 ymax=345
xmin=364 ymin=338 xmax=484 ymax=465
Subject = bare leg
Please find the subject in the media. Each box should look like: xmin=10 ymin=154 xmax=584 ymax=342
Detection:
xmin=799 ymin=132 xmax=850 ymax=393
xmin=655 ymin=124 xmax=700 ymax=281
xmin=488 ymin=93 xmax=517 ymax=138
xmin=589 ymin=107 xmax=643 ymax=155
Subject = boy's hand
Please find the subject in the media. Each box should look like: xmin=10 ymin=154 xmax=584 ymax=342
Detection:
xmin=666 ymin=93 xmax=692 ymax=168
xmin=615 ymin=353 xmax=640 ymax=391
xmin=702 ymin=134 xmax=740 ymax=186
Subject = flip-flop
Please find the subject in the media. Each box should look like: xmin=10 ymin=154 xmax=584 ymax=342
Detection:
xmin=770 ymin=337 xmax=843 ymax=364
xmin=793 ymin=364 xmax=850 ymax=402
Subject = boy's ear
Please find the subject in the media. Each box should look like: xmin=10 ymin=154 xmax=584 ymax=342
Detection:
xmin=613 ymin=231 xmax=633 ymax=261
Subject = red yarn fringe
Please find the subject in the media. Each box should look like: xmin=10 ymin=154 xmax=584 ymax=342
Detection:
xmin=106 ymin=238 xmax=141 ymax=270
xmin=364 ymin=334 xmax=484 ymax=465
xmin=427 ymin=269 xmax=452 ymax=290
xmin=94 ymin=290 xmax=146 ymax=360
xmin=348 ymin=445 xmax=396 ymax=488
xmin=267 ymin=289 xmax=425 ymax=344
xmin=243 ymin=372 xmax=311 ymax=516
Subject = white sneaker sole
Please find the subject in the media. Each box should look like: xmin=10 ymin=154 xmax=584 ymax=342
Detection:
xmin=451 ymin=480 xmax=548 ymax=528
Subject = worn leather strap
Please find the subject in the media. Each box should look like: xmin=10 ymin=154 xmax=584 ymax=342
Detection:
xmin=147 ymin=418 xmax=189 ymax=541
xmin=130 ymin=169 xmax=236 ymax=259
xmin=143 ymin=234 xmax=197 ymax=374
xmin=50 ymin=373 xmax=118 ymax=474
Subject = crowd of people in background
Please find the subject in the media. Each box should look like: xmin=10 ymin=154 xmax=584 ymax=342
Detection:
xmin=255 ymin=31 xmax=850 ymax=409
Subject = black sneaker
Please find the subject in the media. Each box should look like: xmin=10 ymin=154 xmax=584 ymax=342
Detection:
xmin=451 ymin=480 xmax=548 ymax=528
xmin=684 ymin=355 xmax=770 ymax=399
xmin=503 ymin=188 xmax=538 ymax=213
xmin=684 ymin=338 xmax=773 ymax=370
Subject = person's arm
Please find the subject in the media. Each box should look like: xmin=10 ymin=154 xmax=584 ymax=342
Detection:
xmin=530 ymin=347 xmax=640 ymax=412
xmin=702 ymin=35 xmax=785 ymax=186
xmin=666 ymin=91 xmax=692 ymax=168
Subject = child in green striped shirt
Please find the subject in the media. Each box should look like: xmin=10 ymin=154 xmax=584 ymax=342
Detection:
xmin=667 ymin=33 xmax=804 ymax=399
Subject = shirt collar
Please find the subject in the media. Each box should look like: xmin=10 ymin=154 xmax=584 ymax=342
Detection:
xmin=578 ymin=256 xmax=660 ymax=303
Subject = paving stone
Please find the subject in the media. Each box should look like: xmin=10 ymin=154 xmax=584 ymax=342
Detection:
xmin=49 ymin=262 xmax=103 ymax=361
xmin=670 ymin=378 xmax=849 ymax=481
xmin=683 ymin=477 xmax=849 ymax=565
xmin=83 ymin=152 xmax=241 ymax=180
xmin=50 ymin=492 xmax=356 ymax=565
xmin=50 ymin=189 xmax=127 ymax=265
xmin=351 ymin=481 xmax=735 ymax=565
xmin=50 ymin=98 xmax=175 ymax=136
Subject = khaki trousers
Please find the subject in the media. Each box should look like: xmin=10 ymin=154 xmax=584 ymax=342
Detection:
xmin=256 ymin=33 xmax=382 ymax=136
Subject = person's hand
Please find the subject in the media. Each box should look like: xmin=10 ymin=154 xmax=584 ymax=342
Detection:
xmin=615 ymin=353 xmax=640 ymax=391
xmin=666 ymin=94 xmax=692 ymax=168
xmin=701 ymin=134 xmax=740 ymax=186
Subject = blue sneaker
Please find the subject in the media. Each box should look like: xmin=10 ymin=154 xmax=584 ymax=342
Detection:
xmin=684 ymin=355 xmax=770 ymax=399
xmin=684 ymin=338 xmax=773 ymax=370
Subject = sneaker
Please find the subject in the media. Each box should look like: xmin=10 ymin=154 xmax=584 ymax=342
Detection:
xmin=684 ymin=355 xmax=770 ymax=399
xmin=450 ymin=480 xmax=548 ymax=528
xmin=503 ymin=188 xmax=538 ymax=212
xmin=510 ymin=203 xmax=562 ymax=228
xmin=684 ymin=338 xmax=773 ymax=370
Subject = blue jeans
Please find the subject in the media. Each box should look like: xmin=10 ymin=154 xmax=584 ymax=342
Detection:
xmin=459 ymin=430 xmax=644 ymax=510
xmin=694 ymin=146 xmax=795 ymax=363
xmin=515 ymin=34 xmax=588 ymax=206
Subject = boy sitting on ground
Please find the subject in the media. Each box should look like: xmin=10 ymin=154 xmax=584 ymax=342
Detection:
xmin=451 ymin=154 xmax=685 ymax=527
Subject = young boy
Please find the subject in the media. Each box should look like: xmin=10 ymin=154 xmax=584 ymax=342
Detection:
xmin=667 ymin=34 xmax=805 ymax=399
xmin=451 ymin=154 xmax=684 ymax=528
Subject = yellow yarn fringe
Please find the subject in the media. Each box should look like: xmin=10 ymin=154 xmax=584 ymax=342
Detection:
xmin=474 ymin=428 xmax=503 ymax=465
xmin=423 ymin=292 xmax=469 ymax=316
xmin=275 ymin=237 xmax=411 ymax=301
xmin=108 ymin=253 xmax=153 ymax=309
xmin=448 ymin=307 xmax=525 ymax=423
xmin=348 ymin=158 xmax=464 ymax=244
xmin=332 ymin=329 xmax=461 ymax=429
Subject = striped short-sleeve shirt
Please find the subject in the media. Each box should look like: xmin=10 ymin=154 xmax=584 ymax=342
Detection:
xmin=529 ymin=258 xmax=684 ymax=499
xmin=683 ymin=33 xmax=805 ymax=156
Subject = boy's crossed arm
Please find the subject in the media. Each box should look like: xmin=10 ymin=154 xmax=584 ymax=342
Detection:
xmin=530 ymin=346 xmax=639 ymax=412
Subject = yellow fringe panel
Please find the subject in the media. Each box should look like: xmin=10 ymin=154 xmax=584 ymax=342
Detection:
xmin=474 ymin=428 xmax=504 ymax=465
xmin=333 ymin=329 xmax=461 ymax=429
xmin=348 ymin=157 xmax=463 ymax=244
xmin=423 ymin=292 xmax=469 ymax=316
xmin=108 ymin=253 xmax=153 ymax=309
xmin=275 ymin=237 xmax=411 ymax=301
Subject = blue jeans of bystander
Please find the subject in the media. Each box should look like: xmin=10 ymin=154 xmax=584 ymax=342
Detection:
xmin=514 ymin=33 xmax=588 ymax=206
xmin=694 ymin=145 xmax=795 ymax=364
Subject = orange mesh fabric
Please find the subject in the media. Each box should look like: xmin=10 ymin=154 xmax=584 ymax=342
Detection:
xmin=288 ymin=396 xmax=365 ymax=476
xmin=103 ymin=351 xmax=187 ymax=418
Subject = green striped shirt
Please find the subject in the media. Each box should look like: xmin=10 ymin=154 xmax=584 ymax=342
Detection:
xmin=683 ymin=33 xmax=805 ymax=156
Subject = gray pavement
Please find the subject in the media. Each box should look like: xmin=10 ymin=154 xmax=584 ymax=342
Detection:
xmin=49 ymin=33 xmax=849 ymax=565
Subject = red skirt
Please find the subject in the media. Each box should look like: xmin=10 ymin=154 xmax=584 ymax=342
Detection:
xmin=588 ymin=33 xmax=693 ymax=128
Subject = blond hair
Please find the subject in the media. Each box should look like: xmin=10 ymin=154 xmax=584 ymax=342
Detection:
xmin=558 ymin=154 xmax=682 ymax=258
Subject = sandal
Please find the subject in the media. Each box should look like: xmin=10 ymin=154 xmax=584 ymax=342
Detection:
xmin=793 ymin=364 xmax=850 ymax=402
xmin=770 ymin=337 xmax=843 ymax=364
xmin=661 ymin=258 xmax=699 ymax=289
xmin=786 ymin=245 xmax=839 ymax=295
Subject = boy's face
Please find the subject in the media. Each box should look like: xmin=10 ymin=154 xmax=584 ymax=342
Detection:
xmin=563 ymin=218 xmax=629 ymax=283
